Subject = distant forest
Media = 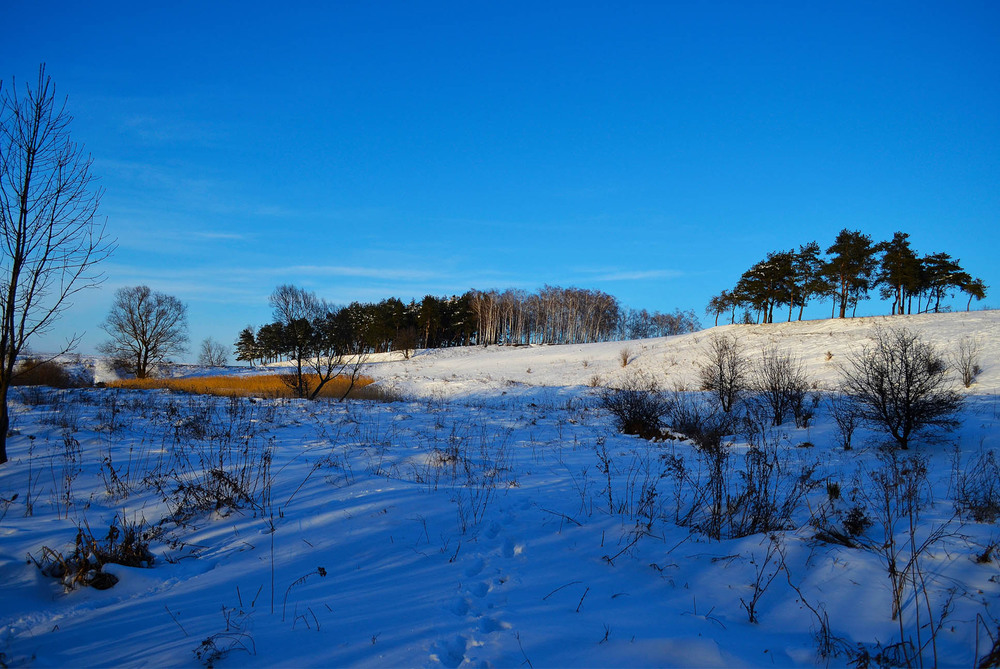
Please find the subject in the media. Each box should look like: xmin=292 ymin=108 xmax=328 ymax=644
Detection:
xmin=235 ymin=286 xmax=700 ymax=365
xmin=707 ymin=229 xmax=988 ymax=325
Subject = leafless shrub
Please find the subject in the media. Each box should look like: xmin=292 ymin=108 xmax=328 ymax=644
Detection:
xmin=95 ymin=387 xmax=138 ymax=433
xmin=828 ymin=392 xmax=862 ymax=451
xmin=698 ymin=333 xmax=749 ymax=412
xmin=750 ymin=346 xmax=810 ymax=427
xmin=599 ymin=371 xmax=669 ymax=440
xmin=668 ymin=391 xmax=736 ymax=450
xmin=661 ymin=438 xmax=817 ymax=540
xmin=154 ymin=397 xmax=274 ymax=520
xmin=40 ymin=392 xmax=81 ymax=432
xmin=953 ymin=448 xmax=1000 ymax=523
xmin=841 ymin=326 xmax=962 ymax=449
xmin=731 ymin=443 xmax=820 ymax=538
xmin=740 ymin=534 xmax=782 ymax=623
xmin=951 ymin=336 xmax=983 ymax=388
xmin=0 ymin=492 xmax=18 ymax=522
xmin=57 ymin=432 xmax=82 ymax=518
xmin=618 ymin=347 xmax=631 ymax=368
xmin=859 ymin=448 xmax=958 ymax=665
xmin=15 ymin=384 xmax=47 ymax=406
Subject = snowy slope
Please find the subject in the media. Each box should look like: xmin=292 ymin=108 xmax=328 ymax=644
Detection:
xmin=366 ymin=310 xmax=1000 ymax=397
xmin=0 ymin=311 xmax=998 ymax=668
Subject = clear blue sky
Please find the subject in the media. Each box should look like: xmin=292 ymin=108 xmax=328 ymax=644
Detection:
xmin=4 ymin=1 xmax=998 ymax=359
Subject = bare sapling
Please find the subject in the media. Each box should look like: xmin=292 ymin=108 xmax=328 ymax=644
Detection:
xmin=698 ymin=333 xmax=749 ymax=413
xmin=951 ymin=336 xmax=983 ymax=388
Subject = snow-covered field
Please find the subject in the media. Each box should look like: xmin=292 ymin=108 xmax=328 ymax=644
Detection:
xmin=2 ymin=311 xmax=999 ymax=667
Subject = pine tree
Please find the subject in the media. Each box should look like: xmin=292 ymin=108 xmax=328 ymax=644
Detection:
xmin=706 ymin=290 xmax=734 ymax=326
xmin=824 ymin=229 xmax=878 ymax=318
xmin=735 ymin=251 xmax=794 ymax=323
xmin=791 ymin=242 xmax=828 ymax=320
xmin=234 ymin=326 xmax=258 ymax=367
xmin=920 ymin=253 xmax=967 ymax=313
xmin=962 ymin=277 xmax=988 ymax=311
xmin=875 ymin=232 xmax=921 ymax=315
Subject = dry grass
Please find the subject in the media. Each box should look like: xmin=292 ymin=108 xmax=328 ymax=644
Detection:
xmin=107 ymin=373 xmax=387 ymax=401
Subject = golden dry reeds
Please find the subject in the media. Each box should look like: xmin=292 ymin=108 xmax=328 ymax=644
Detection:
xmin=107 ymin=373 xmax=381 ymax=400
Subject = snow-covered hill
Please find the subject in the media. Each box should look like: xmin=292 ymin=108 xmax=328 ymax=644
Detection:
xmin=365 ymin=310 xmax=1000 ymax=397
xmin=1 ymin=311 xmax=998 ymax=667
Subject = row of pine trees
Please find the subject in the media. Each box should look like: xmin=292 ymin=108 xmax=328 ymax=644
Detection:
xmin=707 ymin=230 xmax=988 ymax=325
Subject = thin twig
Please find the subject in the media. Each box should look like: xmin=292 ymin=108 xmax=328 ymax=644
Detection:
xmin=542 ymin=580 xmax=582 ymax=601
xmin=165 ymin=605 xmax=188 ymax=637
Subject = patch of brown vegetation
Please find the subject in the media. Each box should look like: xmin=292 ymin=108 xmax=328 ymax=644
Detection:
xmin=108 ymin=373 xmax=382 ymax=400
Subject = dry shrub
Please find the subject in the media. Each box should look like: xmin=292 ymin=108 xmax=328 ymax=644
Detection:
xmin=108 ymin=373 xmax=387 ymax=400
xmin=600 ymin=371 xmax=669 ymax=440
xmin=954 ymin=448 xmax=1000 ymax=523
xmin=662 ymin=439 xmax=818 ymax=540
xmin=698 ymin=333 xmax=749 ymax=412
xmin=750 ymin=346 xmax=810 ymax=427
xmin=668 ymin=391 xmax=736 ymax=451
xmin=12 ymin=357 xmax=75 ymax=388
xmin=951 ymin=336 xmax=983 ymax=388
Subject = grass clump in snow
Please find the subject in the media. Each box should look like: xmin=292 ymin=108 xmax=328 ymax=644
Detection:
xmin=30 ymin=516 xmax=154 ymax=590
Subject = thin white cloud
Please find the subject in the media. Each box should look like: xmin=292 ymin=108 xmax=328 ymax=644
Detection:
xmin=192 ymin=231 xmax=249 ymax=241
xmin=584 ymin=269 xmax=685 ymax=282
xmin=269 ymin=265 xmax=440 ymax=282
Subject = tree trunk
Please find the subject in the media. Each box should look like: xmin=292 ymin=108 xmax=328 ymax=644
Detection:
xmin=0 ymin=382 xmax=8 ymax=464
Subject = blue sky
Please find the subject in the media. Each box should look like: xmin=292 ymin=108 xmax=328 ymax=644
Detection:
xmin=4 ymin=1 xmax=998 ymax=359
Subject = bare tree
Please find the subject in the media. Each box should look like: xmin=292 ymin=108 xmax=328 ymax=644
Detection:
xmin=197 ymin=337 xmax=228 ymax=367
xmin=0 ymin=66 xmax=114 ymax=464
xmin=98 ymin=286 xmax=188 ymax=378
xmin=698 ymin=333 xmax=749 ymax=412
xmin=268 ymin=284 xmax=326 ymax=397
xmin=841 ymin=326 xmax=962 ymax=449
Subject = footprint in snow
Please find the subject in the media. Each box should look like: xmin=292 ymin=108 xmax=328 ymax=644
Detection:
xmin=467 ymin=581 xmax=489 ymax=598
xmin=448 ymin=596 xmax=471 ymax=616
xmin=479 ymin=616 xmax=511 ymax=633
xmin=501 ymin=538 xmax=524 ymax=558
xmin=430 ymin=635 xmax=470 ymax=669
xmin=484 ymin=522 xmax=501 ymax=540
xmin=464 ymin=558 xmax=485 ymax=577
